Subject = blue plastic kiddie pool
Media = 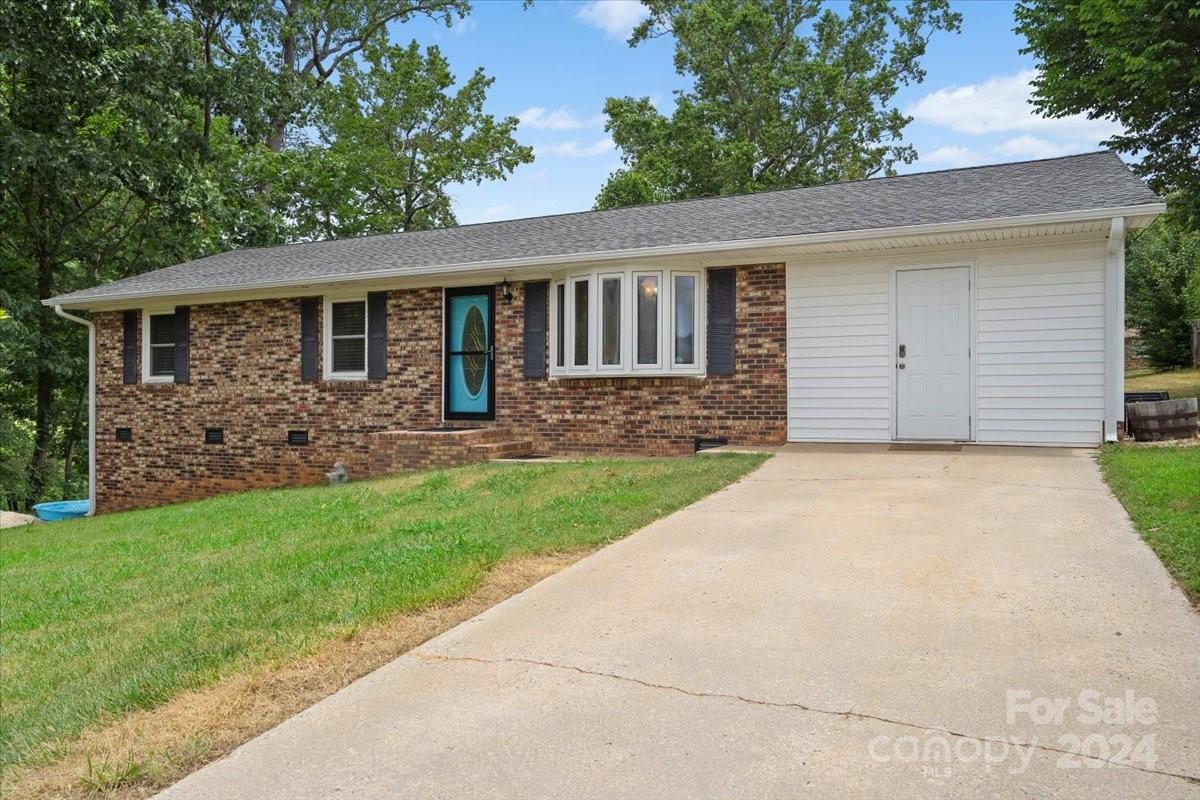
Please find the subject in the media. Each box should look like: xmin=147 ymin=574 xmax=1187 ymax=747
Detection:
xmin=31 ymin=499 xmax=90 ymax=521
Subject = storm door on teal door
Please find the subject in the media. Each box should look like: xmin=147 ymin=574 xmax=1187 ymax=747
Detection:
xmin=444 ymin=287 xmax=495 ymax=420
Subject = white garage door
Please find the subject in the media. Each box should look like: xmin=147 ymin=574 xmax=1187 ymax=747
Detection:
xmin=786 ymin=241 xmax=1108 ymax=445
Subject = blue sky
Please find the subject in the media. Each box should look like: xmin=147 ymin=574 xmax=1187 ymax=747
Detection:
xmin=397 ymin=1 xmax=1122 ymax=224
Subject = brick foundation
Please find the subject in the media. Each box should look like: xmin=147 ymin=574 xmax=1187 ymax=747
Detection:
xmin=93 ymin=263 xmax=787 ymax=512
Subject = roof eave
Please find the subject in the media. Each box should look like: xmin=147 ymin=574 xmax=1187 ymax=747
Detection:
xmin=45 ymin=202 xmax=1166 ymax=310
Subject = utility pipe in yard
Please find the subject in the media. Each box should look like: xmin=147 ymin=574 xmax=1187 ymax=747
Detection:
xmin=53 ymin=305 xmax=95 ymax=516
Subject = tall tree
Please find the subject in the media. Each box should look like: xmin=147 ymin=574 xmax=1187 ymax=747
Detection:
xmin=1125 ymin=219 xmax=1200 ymax=369
xmin=595 ymin=0 xmax=960 ymax=209
xmin=0 ymin=0 xmax=216 ymax=508
xmin=1015 ymin=0 xmax=1200 ymax=226
xmin=284 ymin=41 xmax=532 ymax=239
xmin=176 ymin=0 xmax=469 ymax=153
xmin=171 ymin=0 xmax=472 ymax=244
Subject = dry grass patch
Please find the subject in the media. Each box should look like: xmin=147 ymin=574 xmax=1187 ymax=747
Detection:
xmin=4 ymin=551 xmax=588 ymax=800
xmin=1126 ymin=366 xmax=1200 ymax=400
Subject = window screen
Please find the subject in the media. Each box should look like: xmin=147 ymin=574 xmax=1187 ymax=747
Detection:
xmin=148 ymin=312 xmax=175 ymax=378
xmin=330 ymin=300 xmax=367 ymax=374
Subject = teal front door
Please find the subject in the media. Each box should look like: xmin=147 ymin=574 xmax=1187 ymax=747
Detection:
xmin=444 ymin=287 xmax=495 ymax=420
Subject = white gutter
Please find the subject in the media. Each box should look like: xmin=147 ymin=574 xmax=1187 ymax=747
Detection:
xmin=53 ymin=306 xmax=96 ymax=516
xmin=44 ymin=202 xmax=1167 ymax=310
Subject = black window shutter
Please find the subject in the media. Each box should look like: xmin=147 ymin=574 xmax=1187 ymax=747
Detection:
xmin=173 ymin=306 xmax=190 ymax=383
xmin=300 ymin=298 xmax=319 ymax=381
xmin=523 ymin=281 xmax=548 ymax=378
xmin=122 ymin=310 xmax=138 ymax=384
xmin=367 ymin=291 xmax=387 ymax=380
xmin=706 ymin=268 xmax=735 ymax=375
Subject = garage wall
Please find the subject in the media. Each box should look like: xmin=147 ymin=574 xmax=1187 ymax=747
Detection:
xmin=786 ymin=259 xmax=892 ymax=441
xmin=786 ymin=238 xmax=1109 ymax=445
xmin=975 ymin=240 xmax=1107 ymax=445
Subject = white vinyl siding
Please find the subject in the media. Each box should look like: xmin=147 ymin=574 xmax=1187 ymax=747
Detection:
xmin=786 ymin=260 xmax=892 ymax=441
xmin=786 ymin=239 xmax=1110 ymax=446
xmin=975 ymin=241 xmax=1106 ymax=445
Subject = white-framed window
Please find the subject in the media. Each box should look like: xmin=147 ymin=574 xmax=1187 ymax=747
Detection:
xmin=553 ymin=282 xmax=566 ymax=369
xmin=549 ymin=267 xmax=704 ymax=378
xmin=599 ymin=272 xmax=624 ymax=369
xmin=143 ymin=309 xmax=176 ymax=383
xmin=633 ymin=271 xmax=661 ymax=370
xmin=671 ymin=271 xmax=700 ymax=368
xmin=569 ymin=275 xmax=591 ymax=369
xmin=323 ymin=296 xmax=368 ymax=379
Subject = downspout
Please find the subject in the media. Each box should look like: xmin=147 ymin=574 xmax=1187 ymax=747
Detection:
xmin=54 ymin=305 xmax=96 ymax=516
xmin=1104 ymin=217 xmax=1126 ymax=443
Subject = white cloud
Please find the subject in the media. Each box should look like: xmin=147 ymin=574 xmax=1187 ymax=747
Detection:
xmin=908 ymin=69 xmax=1120 ymax=143
xmin=539 ymin=137 xmax=615 ymax=158
xmin=451 ymin=17 xmax=476 ymax=36
xmin=483 ymin=204 xmax=512 ymax=218
xmin=993 ymin=135 xmax=1076 ymax=160
xmin=576 ymin=0 xmax=649 ymax=40
xmin=519 ymin=106 xmax=586 ymax=131
xmin=919 ymin=145 xmax=985 ymax=168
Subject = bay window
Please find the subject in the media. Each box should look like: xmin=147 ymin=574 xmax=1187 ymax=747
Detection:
xmin=550 ymin=268 xmax=703 ymax=377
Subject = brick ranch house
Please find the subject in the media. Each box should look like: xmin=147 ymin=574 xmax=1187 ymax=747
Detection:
xmin=47 ymin=151 xmax=1163 ymax=513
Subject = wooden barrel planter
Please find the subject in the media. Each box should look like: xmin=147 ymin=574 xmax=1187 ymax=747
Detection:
xmin=1125 ymin=398 xmax=1199 ymax=441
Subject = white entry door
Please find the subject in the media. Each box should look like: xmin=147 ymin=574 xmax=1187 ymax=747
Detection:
xmin=896 ymin=266 xmax=971 ymax=440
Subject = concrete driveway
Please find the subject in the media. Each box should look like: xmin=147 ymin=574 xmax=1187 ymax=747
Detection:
xmin=160 ymin=446 xmax=1200 ymax=799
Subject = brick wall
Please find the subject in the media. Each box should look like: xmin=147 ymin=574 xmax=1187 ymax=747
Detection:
xmin=94 ymin=289 xmax=446 ymax=512
xmin=93 ymin=263 xmax=787 ymax=512
xmin=497 ymin=263 xmax=788 ymax=455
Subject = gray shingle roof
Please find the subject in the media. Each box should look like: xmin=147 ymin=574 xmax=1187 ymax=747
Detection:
xmin=48 ymin=151 xmax=1160 ymax=307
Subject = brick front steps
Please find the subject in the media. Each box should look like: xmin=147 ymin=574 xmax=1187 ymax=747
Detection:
xmin=363 ymin=425 xmax=532 ymax=473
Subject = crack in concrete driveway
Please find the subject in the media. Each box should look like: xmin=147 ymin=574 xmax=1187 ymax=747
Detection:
xmin=415 ymin=652 xmax=1200 ymax=786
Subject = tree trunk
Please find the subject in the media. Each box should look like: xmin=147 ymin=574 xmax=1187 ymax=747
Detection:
xmin=60 ymin=387 xmax=85 ymax=500
xmin=266 ymin=31 xmax=296 ymax=153
xmin=26 ymin=253 xmax=55 ymax=510
xmin=267 ymin=114 xmax=288 ymax=152
xmin=202 ymin=25 xmax=213 ymax=148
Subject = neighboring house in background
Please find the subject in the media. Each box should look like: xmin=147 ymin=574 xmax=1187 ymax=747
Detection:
xmin=46 ymin=151 xmax=1164 ymax=512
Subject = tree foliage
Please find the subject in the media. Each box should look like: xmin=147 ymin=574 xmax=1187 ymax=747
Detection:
xmin=595 ymin=0 xmax=960 ymax=209
xmin=0 ymin=0 xmax=218 ymax=508
xmin=1125 ymin=218 xmax=1200 ymax=370
xmin=1015 ymin=0 xmax=1200 ymax=226
xmin=284 ymin=41 xmax=531 ymax=239
xmin=0 ymin=0 xmax=532 ymax=510
xmin=172 ymin=0 xmax=472 ymax=245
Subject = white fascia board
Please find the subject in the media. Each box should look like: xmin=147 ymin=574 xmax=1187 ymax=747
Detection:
xmin=45 ymin=202 xmax=1166 ymax=310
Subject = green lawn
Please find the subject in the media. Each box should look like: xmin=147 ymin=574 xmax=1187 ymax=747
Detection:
xmin=1098 ymin=445 xmax=1200 ymax=603
xmin=0 ymin=455 xmax=765 ymax=774
xmin=1126 ymin=366 xmax=1200 ymax=400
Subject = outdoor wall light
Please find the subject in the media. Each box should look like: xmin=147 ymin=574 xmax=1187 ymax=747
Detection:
xmin=499 ymin=277 xmax=514 ymax=303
